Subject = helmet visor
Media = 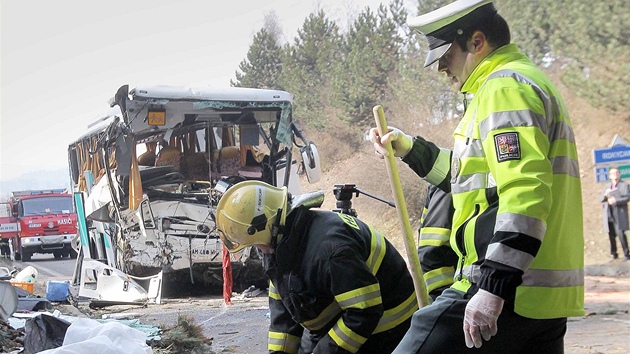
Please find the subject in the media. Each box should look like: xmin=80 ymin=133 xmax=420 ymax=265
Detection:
xmin=218 ymin=229 xmax=244 ymax=252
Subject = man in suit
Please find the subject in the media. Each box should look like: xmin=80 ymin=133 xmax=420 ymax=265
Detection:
xmin=601 ymin=166 xmax=630 ymax=261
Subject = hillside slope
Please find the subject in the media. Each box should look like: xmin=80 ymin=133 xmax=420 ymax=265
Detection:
xmin=303 ymin=71 xmax=630 ymax=266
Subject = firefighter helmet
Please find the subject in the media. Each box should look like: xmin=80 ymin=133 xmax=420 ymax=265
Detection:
xmin=216 ymin=180 xmax=288 ymax=252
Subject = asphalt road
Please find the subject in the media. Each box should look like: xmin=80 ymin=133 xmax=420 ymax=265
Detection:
xmin=2 ymin=257 xmax=629 ymax=353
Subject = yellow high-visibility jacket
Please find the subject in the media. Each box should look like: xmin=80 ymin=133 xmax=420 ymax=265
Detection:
xmin=403 ymin=44 xmax=584 ymax=319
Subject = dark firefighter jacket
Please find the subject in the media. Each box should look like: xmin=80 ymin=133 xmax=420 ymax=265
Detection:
xmin=266 ymin=208 xmax=417 ymax=354
xmin=417 ymin=184 xmax=458 ymax=300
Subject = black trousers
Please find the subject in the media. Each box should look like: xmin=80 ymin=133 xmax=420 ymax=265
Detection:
xmin=393 ymin=289 xmax=567 ymax=354
xmin=607 ymin=221 xmax=630 ymax=258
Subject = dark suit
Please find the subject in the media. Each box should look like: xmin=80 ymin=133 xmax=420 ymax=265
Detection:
xmin=600 ymin=180 xmax=630 ymax=259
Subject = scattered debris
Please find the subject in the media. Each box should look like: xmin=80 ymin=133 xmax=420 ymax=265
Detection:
xmin=151 ymin=314 xmax=213 ymax=354
xmin=0 ymin=319 xmax=24 ymax=353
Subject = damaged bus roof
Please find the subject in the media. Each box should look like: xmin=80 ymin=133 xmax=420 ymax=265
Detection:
xmin=129 ymin=85 xmax=293 ymax=103
xmin=108 ymin=84 xmax=294 ymax=143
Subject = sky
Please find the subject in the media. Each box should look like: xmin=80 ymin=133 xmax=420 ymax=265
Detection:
xmin=1 ymin=0 xmax=409 ymax=191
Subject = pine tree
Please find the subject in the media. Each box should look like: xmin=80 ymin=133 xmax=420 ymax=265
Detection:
xmin=232 ymin=28 xmax=282 ymax=89
xmin=280 ymin=10 xmax=343 ymax=129
xmin=331 ymin=2 xmax=406 ymax=125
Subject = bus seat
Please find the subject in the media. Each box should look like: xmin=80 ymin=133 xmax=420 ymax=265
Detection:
xmin=155 ymin=147 xmax=182 ymax=169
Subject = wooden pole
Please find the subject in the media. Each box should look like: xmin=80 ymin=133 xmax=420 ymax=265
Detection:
xmin=373 ymin=105 xmax=431 ymax=308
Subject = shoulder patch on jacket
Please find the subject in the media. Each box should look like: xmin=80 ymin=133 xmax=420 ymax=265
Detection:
xmin=494 ymin=132 xmax=521 ymax=162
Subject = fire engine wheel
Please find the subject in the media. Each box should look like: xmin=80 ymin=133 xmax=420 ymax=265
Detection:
xmin=21 ymin=248 xmax=31 ymax=262
xmin=54 ymin=251 xmax=63 ymax=259
xmin=69 ymin=248 xmax=78 ymax=259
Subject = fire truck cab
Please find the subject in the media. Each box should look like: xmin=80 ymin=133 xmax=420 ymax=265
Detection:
xmin=6 ymin=190 xmax=78 ymax=261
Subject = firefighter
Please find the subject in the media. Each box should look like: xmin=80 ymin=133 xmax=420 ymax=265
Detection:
xmin=215 ymin=180 xmax=417 ymax=354
xmin=370 ymin=0 xmax=584 ymax=352
xmin=417 ymin=184 xmax=458 ymax=300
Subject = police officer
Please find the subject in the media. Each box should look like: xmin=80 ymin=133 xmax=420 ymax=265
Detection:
xmin=215 ymin=180 xmax=417 ymax=354
xmin=370 ymin=0 xmax=584 ymax=352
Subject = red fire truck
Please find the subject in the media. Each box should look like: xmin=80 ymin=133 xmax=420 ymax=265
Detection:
xmin=5 ymin=189 xmax=78 ymax=261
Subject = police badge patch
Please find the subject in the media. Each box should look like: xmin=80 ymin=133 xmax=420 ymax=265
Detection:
xmin=494 ymin=132 xmax=521 ymax=162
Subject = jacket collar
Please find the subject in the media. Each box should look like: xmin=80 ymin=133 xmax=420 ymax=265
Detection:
xmin=460 ymin=43 xmax=528 ymax=94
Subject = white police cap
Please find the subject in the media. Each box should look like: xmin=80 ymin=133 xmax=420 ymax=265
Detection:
xmin=408 ymin=0 xmax=497 ymax=67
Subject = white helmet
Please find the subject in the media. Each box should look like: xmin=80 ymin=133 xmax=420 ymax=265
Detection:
xmin=216 ymin=180 xmax=288 ymax=252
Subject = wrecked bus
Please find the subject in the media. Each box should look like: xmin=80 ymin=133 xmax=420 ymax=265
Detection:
xmin=67 ymin=84 xmax=320 ymax=301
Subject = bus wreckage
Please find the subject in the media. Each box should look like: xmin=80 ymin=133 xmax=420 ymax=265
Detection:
xmin=67 ymin=84 xmax=321 ymax=305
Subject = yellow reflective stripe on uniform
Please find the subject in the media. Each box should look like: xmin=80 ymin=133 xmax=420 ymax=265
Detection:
xmin=451 ymin=171 xmax=497 ymax=194
xmin=495 ymin=212 xmax=546 ymax=240
xmin=269 ymin=281 xmax=281 ymax=300
xmin=366 ymin=227 xmax=385 ymax=274
xmin=486 ymin=243 xmax=535 ymax=272
xmin=419 ymin=227 xmax=450 ymax=247
xmin=302 ymin=301 xmax=342 ymax=331
xmin=464 ymin=264 xmax=583 ymax=288
xmin=374 ymin=292 xmax=418 ymax=333
xmin=420 ymin=206 xmax=428 ymax=224
xmin=425 ymin=148 xmax=451 ymax=186
xmin=329 ymin=318 xmax=367 ymax=353
xmin=424 ymin=266 xmax=455 ymax=293
xmin=268 ymin=331 xmax=300 ymax=354
xmin=335 ymin=283 xmax=382 ymax=310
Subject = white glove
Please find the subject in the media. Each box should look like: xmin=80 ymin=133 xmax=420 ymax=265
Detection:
xmin=463 ymin=289 xmax=505 ymax=348
xmin=368 ymin=127 xmax=413 ymax=159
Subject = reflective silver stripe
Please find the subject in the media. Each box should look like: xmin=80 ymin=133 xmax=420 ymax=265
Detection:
xmin=549 ymin=120 xmax=576 ymax=144
xmin=419 ymin=228 xmax=450 ymax=242
xmin=419 ymin=234 xmax=450 ymax=243
xmin=488 ymin=69 xmax=555 ymax=129
xmin=424 ymin=267 xmax=455 ymax=288
xmin=454 ymin=139 xmax=484 ymax=158
xmin=425 ymin=148 xmax=451 ymax=186
xmin=522 ymin=268 xmax=584 ymax=287
xmin=479 ymin=110 xmax=547 ymax=140
xmin=464 ymin=264 xmax=584 ymax=287
xmin=367 ymin=227 xmax=385 ymax=275
xmin=268 ymin=332 xmax=300 ymax=353
xmin=462 ymin=265 xmax=481 ymax=282
xmin=374 ymin=292 xmax=418 ymax=333
xmin=336 ymin=286 xmax=381 ymax=310
xmin=486 ymin=243 xmax=534 ymax=272
xmin=495 ymin=212 xmax=546 ymax=241
xmin=331 ymin=320 xmax=365 ymax=352
xmin=451 ymin=171 xmax=495 ymax=194
xmin=551 ymin=156 xmax=580 ymax=178
xmin=303 ymin=301 xmax=342 ymax=331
